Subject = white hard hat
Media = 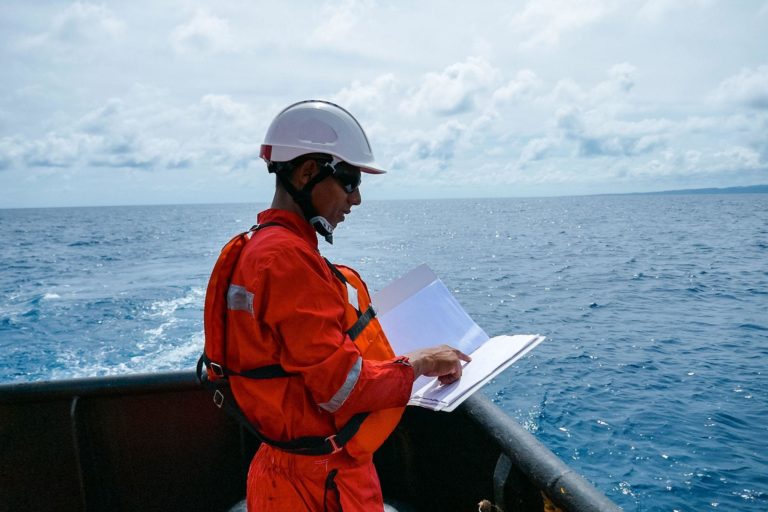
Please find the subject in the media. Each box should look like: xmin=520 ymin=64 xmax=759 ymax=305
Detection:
xmin=260 ymin=100 xmax=386 ymax=174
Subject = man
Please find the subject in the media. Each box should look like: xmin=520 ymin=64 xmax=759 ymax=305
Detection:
xmin=211 ymin=100 xmax=470 ymax=511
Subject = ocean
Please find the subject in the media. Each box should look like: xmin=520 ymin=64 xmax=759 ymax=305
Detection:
xmin=1 ymin=195 xmax=766 ymax=511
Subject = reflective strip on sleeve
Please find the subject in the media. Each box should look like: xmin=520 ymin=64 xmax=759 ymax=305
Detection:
xmin=345 ymin=281 xmax=359 ymax=310
xmin=319 ymin=356 xmax=362 ymax=413
xmin=227 ymin=284 xmax=254 ymax=313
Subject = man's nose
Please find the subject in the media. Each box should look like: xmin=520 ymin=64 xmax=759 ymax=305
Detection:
xmin=349 ymin=187 xmax=362 ymax=206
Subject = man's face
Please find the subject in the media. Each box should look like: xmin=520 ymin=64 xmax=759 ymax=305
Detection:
xmin=311 ymin=169 xmax=362 ymax=228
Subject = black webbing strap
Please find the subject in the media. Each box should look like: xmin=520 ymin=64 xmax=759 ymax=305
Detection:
xmin=197 ymin=354 xmax=370 ymax=455
xmin=197 ymin=353 xmax=293 ymax=380
xmin=346 ymin=305 xmax=377 ymax=341
xmin=199 ymin=370 xmax=369 ymax=456
xmin=323 ymin=469 xmax=340 ymax=512
xmin=197 ymin=224 xmax=376 ymax=456
xmin=322 ymin=257 xmax=378 ymax=341
xmin=253 ymin=221 xmax=282 ymax=231
xmin=238 ymin=365 xmax=292 ymax=379
xmin=275 ymin=166 xmax=335 ymax=242
xmin=324 ymin=257 xmax=348 ymax=285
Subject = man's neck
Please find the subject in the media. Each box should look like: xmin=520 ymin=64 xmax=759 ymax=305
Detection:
xmin=271 ymin=188 xmax=304 ymax=217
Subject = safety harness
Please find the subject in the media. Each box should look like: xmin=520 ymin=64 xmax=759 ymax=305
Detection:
xmin=196 ymin=222 xmax=379 ymax=456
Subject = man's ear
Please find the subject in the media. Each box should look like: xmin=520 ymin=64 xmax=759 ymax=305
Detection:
xmin=293 ymin=159 xmax=317 ymax=188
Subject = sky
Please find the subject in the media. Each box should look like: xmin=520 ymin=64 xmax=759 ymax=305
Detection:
xmin=1 ymin=0 xmax=767 ymax=208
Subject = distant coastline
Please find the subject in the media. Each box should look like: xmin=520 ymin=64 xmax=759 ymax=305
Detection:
xmin=622 ymin=184 xmax=768 ymax=196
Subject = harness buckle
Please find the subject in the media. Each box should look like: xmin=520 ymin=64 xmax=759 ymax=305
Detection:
xmin=213 ymin=390 xmax=225 ymax=408
xmin=210 ymin=362 xmax=225 ymax=378
xmin=325 ymin=434 xmax=343 ymax=454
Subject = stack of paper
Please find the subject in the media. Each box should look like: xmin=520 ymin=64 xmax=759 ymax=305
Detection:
xmin=373 ymin=265 xmax=545 ymax=412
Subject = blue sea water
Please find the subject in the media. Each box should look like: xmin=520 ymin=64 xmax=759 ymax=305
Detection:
xmin=1 ymin=195 xmax=767 ymax=511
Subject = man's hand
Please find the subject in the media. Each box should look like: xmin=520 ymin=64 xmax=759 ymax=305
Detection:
xmin=405 ymin=345 xmax=472 ymax=385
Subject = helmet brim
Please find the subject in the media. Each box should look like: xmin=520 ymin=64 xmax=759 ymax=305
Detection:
xmin=261 ymin=144 xmax=386 ymax=174
xmin=358 ymin=164 xmax=386 ymax=175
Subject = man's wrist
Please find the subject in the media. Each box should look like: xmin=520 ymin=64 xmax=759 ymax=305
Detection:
xmin=394 ymin=355 xmax=411 ymax=366
xmin=401 ymin=354 xmax=422 ymax=379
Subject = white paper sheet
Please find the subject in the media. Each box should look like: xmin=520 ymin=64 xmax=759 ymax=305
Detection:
xmin=373 ymin=264 xmax=545 ymax=411
xmin=408 ymin=334 xmax=545 ymax=412
xmin=374 ymin=264 xmax=489 ymax=355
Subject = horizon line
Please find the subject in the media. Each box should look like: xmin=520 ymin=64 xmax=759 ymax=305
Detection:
xmin=1 ymin=184 xmax=766 ymax=211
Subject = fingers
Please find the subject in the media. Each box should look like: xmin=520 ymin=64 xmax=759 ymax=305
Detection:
xmin=438 ymin=371 xmax=460 ymax=386
xmin=440 ymin=348 xmax=469 ymax=385
xmin=437 ymin=346 xmax=471 ymax=376
xmin=406 ymin=345 xmax=471 ymax=381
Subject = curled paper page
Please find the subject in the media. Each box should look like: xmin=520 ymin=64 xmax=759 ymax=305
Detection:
xmin=373 ymin=264 xmax=545 ymax=411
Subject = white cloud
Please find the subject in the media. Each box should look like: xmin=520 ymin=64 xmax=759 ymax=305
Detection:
xmin=551 ymin=78 xmax=587 ymax=105
xmin=556 ymin=107 xmax=670 ymax=157
xmin=391 ymin=120 xmax=467 ymax=174
xmin=169 ymin=9 xmax=237 ymax=56
xmin=632 ymin=144 xmax=763 ymax=180
xmin=0 ymin=137 xmax=24 ymax=170
xmin=758 ymin=117 xmax=768 ymax=159
xmin=508 ymin=0 xmax=615 ymax=48
xmin=683 ymin=113 xmax=764 ymax=134
xmin=597 ymin=63 xmax=637 ymax=96
xmin=374 ymin=57 xmax=765 ymax=192
xmin=713 ymin=146 xmax=762 ymax=170
xmin=78 ymin=98 xmax=124 ymax=134
xmin=492 ymin=70 xmax=542 ymax=104
xmin=519 ymin=137 xmax=560 ymax=165
xmin=198 ymin=94 xmax=255 ymax=127
xmin=2 ymin=2 xmax=767 ymax=205
xmin=333 ymin=74 xmax=400 ymax=116
xmin=711 ymin=65 xmax=768 ymax=109
xmin=26 ymin=133 xmax=83 ymax=168
xmin=550 ymin=63 xmax=636 ymax=109
xmin=494 ymin=63 xmax=658 ymax=162
xmin=0 ymin=91 xmax=266 ymax=174
xmin=310 ymin=0 xmax=375 ymax=47
xmin=637 ymin=0 xmax=714 ymax=22
xmin=76 ymin=94 xmax=258 ymax=171
xmin=20 ymin=2 xmax=124 ymax=49
xmin=400 ymin=57 xmax=500 ymax=116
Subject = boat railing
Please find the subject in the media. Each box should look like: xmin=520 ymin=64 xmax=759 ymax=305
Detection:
xmin=0 ymin=371 xmax=622 ymax=511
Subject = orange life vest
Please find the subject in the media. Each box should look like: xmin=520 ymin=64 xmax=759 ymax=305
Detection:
xmin=328 ymin=263 xmax=406 ymax=458
xmin=198 ymin=223 xmax=405 ymax=458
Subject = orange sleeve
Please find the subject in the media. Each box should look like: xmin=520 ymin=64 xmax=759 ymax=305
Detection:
xmin=247 ymin=243 xmax=411 ymax=414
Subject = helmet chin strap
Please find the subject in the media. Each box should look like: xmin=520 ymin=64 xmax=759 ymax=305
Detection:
xmin=276 ymin=165 xmax=335 ymax=244
xmin=309 ymin=216 xmax=335 ymax=243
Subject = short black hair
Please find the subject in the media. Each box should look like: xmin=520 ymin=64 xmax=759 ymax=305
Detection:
xmin=270 ymin=153 xmax=332 ymax=188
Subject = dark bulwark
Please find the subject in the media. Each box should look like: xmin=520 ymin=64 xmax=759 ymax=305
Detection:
xmin=0 ymin=371 xmax=621 ymax=512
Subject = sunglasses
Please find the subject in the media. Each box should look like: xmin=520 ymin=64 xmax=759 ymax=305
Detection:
xmin=324 ymin=157 xmax=362 ymax=193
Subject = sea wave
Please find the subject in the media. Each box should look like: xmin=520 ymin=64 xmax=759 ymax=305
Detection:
xmin=2 ymin=197 xmax=767 ymax=511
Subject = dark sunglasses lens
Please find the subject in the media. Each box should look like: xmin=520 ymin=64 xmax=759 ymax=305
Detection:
xmin=334 ymin=165 xmax=361 ymax=193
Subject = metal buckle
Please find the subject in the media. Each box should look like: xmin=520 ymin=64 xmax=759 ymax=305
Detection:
xmin=325 ymin=435 xmax=343 ymax=454
xmin=213 ymin=390 xmax=225 ymax=408
xmin=210 ymin=362 xmax=225 ymax=378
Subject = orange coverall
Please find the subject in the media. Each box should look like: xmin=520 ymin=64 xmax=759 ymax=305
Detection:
xmin=225 ymin=209 xmax=413 ymax=511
